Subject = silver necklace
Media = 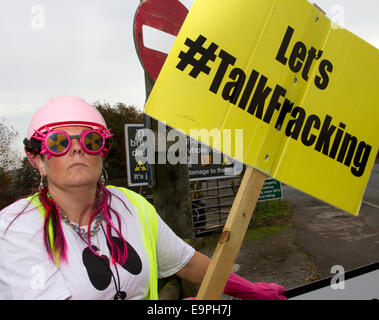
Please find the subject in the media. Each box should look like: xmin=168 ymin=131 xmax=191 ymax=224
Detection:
xmin=59 ymin=209 xmax=103 ymax=238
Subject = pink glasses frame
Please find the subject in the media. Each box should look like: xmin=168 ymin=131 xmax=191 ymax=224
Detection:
xmin=31 ymin=126 xmax=113 ymax=158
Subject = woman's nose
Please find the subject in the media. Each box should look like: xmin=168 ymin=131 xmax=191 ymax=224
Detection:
xmin=69 ymin=137 xmax=84 ymax=154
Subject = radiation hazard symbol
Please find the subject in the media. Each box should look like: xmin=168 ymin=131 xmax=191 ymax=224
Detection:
xmin=134 ymin=160 xmax=147 ymax=172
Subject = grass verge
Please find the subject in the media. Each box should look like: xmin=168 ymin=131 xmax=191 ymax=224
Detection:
xmin=189 ymin=200 xmax=293 ymax=249
xmin=243 ymin=200 xmax=293 ymax=241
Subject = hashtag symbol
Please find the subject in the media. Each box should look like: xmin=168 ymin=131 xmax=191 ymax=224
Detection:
xmin=176 ymin=35 xmax=218 ymax=79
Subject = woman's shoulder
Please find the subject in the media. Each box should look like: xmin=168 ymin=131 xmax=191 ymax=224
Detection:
xmin=107 ymin=185 xmax=140 ymax=196
xmin=0 ymin=197 xmax=34 ymax=215
xmin=106 ymin=185 xmax=151 ymax=205
xmin=0 ymin=196 xmax=42 ymax=232
xmin=106 ymin=185 xmax=156 ymax=217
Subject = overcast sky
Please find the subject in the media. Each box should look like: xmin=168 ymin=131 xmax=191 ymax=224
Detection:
xmin=0 ymin=0 xmax=378 ymax=153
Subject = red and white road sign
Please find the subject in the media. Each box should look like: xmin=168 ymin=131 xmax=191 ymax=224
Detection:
xmin=133 ymin=0 xmax=189 ymax=81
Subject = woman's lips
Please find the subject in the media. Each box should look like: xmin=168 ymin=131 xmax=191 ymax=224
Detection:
xmin=68 ymin=163 xmax=88 ymax=168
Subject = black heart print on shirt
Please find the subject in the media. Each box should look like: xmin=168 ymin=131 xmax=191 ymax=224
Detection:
xmin=82 ymin=237 xmax=142 ymax=291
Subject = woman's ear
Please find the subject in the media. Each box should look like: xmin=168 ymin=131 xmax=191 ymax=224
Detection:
xmin=25 ymin=149 xmax=47 ymax=176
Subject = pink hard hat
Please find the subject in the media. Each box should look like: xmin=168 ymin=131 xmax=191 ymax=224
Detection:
xmin=24 ymin=96 xmax=110 ymax=168
xmin=26 ymin=96 xmax=107 ymax=139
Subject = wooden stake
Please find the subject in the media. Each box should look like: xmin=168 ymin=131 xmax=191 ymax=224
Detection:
xmin=196 ymin=167 xmax=267 ymax=300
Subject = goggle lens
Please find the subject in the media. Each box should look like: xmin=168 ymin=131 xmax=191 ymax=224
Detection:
xmin=83 ymin=131 xmax=104 ymax=153
xmin=47 ymin=132 xmax=70 ymax=155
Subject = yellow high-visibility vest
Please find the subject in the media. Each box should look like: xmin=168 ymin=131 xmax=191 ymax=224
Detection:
xmin=27 ymin=185 xmax=158 ymax=300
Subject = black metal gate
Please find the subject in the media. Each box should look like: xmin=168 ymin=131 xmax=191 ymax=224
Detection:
xmin=191 ymin=177 xmax=241 ymax=236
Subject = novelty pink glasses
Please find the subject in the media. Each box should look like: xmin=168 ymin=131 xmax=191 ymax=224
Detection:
xmin=31 ymin=126 xmax=113 ymax=158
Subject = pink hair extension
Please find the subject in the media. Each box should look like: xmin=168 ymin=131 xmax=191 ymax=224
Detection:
xmin=86 ymin=198 xmax=106 ymax=259
xmin=40 ymin=187 xmax=68 ymax=264
xmin=105 ymin=186 xmax=134 ymax=264
xmin=106 ymin=185 xmax=129 ymax=266
xmin=39 ymin=187 xmax=56 ymax=263
xmin=54 ymin=202 xmax=68 ymax=262
xmin=101 ymin=185 xmax=128 ymax=265
xmin=85 ymin=183 xmax=128 ymax=266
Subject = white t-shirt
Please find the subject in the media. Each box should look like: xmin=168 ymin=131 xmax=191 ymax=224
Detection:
xmin=0 ymin=187 xmax=195 ymax=300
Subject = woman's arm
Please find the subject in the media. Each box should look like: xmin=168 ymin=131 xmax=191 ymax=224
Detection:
xmin=175 ymin=250 xmax=210 ymax=284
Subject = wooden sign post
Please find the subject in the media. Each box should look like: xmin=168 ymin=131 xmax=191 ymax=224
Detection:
xmin=196 ymin=167 xmax=267 ymax=299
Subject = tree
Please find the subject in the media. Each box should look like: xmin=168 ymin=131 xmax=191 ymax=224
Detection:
xmin=9 ymin=156 xmax=40 ymax=198
xmin=93 ymin=102 xmax=144 ymax=183
xmin=0 ymin=167 xmax=14 ymax=209
xmin=0 ymin=118 xmax=21 ymax=171
xmin=0 ymin=118 xmax=23 ymax=209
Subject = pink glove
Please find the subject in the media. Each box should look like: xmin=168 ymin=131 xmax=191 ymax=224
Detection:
xmin=224 ymin=272 xmax=287 ymax=300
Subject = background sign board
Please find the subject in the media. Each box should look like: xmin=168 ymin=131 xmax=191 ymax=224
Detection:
xmin=125 ymin=124 xmax=242 ymax=187
xmin=258 ymin=178 xmax=283 ymax=201
xmin=187 ymin=136 xmax=243 ymax=181
xmin=284 ymin=262 xmax=379 ymax=300
xmin=144 ymin=0 xmax=379 ymax=215
xmin=125 ymin=124 xmax=148 ymax=187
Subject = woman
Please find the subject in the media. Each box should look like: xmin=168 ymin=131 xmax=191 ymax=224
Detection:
xmin=0 ymin=96 xmax=286 ymax=300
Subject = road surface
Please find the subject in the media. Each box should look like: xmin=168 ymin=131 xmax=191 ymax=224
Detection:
xmin=285 ymin=163 xmax=379 ymax=277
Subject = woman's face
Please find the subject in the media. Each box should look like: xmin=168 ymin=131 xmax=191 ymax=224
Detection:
xmin=36 ymin=126 xmax=103 ymax=190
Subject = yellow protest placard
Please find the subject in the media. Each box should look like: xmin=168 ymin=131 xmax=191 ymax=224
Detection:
xmin=144 ymin=0 xmax=379 ymax=215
